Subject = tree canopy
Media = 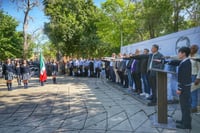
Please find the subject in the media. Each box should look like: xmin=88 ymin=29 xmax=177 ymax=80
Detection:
xmin=43 ymin=0 xmax=104 ymax=58
xmin=0 ymin=10 xmax=23 ymax=60
xmin=43 ymin=0 xmax=200 ymax=58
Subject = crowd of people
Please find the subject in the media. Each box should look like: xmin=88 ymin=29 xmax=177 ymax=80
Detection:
xmin=65 ymin=45 xmax=199 ymax=110
xmin=1 ymin=59 xmax=58 ymax=91
xmin=64 ymin=44 xmax=199 ymax=130
xmin=1 ymin=59 xmax=31 ymax=91
xmin=65 ymin=58 xmax=103 ymax=78
xmin=1 ymin=44 xmax=200 ymax=130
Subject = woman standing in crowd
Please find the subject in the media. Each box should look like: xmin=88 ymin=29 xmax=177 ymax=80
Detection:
xmin=15 ymin=61 xmax=21 ymax=86
xmin=21 ymin=59 xmax=30 ymax=89
xmin=51 ymin=60 xmax=58 ymax=84
xmin=3 ymin=59 xmax=15 ymax=91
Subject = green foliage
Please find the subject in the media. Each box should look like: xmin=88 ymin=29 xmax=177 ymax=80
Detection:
xmin=26 ymin=34 xmax=36 ymax=59
xmin=43 ymin=0 xmax=200 ymax=57
xmin=43 ymin=0 xmax=105 ymax=57
xmin=0 ymin=10 xmax=23 ymax=60
xmin=96 ymin=0 xmax=137 ymax=49
xmin=138 ymin=0 xmax=173 ymax=38
xmin=42 ymin=42 xmax=57 ymax=60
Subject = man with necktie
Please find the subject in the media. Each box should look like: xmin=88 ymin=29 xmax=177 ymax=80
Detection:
xmin=147 ymin=44 xmax=164 ymax=105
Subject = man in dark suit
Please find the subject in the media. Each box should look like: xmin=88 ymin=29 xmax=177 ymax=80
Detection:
xmin=175 ymin=47 xmax=192 ymax=130
xmin=147 ymin=44 xmax=164 ymax=105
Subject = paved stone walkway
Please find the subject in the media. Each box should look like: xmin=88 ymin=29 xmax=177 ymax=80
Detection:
xmin=0 ymin=76 xmax=199 ymax=133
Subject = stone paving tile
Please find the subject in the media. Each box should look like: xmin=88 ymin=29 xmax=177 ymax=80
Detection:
xmin=107 ymin=111 xmax=128 ymax=129
xmin=87 ymin=108 xmax=106 ymax=118
xmin=106 ymin=130 xmax=132 ymax=133
xmin=61 ymin=114 xmax=87 ymax=129
xmin=134 ymin=104 xmax=156 ymax=116
xmin=80 ymin=129 xmax=106 ymax=133
xmin=0 ymin=105 xmax=20 ymax=114
xmin=12 ymin=112 xmax=32 ymax=117
xmin=61 ymin=118 xmax=86 ymax=130
xmin=129 ymin=111 xmax=149 ymax=130
xmin=135 ymin=119 xmax=160 ymax=133
xmin=119 ymin=105 xmax=142 ymax=117
xmin=1 ymin=116 xmax=27 ymax=126
xmin=0 ymin=126 xmax=34 ymax=133
xmin=28 ymin=127 xmax=57 ymax=133
xmin=84 ymin=112 xmax=107 ymax=128
xmin=0 ymin=76 xmax=200 ymax=133
xmin=0 ymin=114 xmax=11 ymax=123
xmin=20 ymin=115 xmax=47 ymax=127
xmin=85 ymin=120 xmax=107 ymax=130
xmin=39 ymin=115 xmax=64 ymax=128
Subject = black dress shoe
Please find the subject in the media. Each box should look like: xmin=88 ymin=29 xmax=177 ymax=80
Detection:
xmin=175 ymin=120 xmax=182 ymax=124
xmin=176 ymin=124 xmax=191 ymax=129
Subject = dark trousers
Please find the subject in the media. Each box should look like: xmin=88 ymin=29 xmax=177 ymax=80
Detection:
xmin=109 ymin=67 xmax=115 ymax=82
xmin=84 ymin=68 xmax=88 ymax=77
xmin=95 ymin=68 xmax=101 ymax=78
xmin=149 ymin=75 xmax=156 ymax=102
xmin=180 ymin=86 xmax=192 ymax=128
xmin=105 ymin=68 xmax=109 ymax=79
xmin=132 ymin=72 xmax=142 ymax=92
xmin=90 ymin=69 xmax=94 ymax=77
xmin=118 ymin=71 xmax=124 ymax=85
xmin=141 ymin=73 xmax=150 ymax=94
xmin=124 ymin=74 xmax=128 ymax=88
xmin=69 ymin=68 xmax=73 ymax=76
xmin=78 ymin=66 xmax=83 ymax=77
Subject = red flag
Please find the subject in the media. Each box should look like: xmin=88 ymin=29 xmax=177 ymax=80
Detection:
xmin=39 ymin=53 xmax=47 ymax=82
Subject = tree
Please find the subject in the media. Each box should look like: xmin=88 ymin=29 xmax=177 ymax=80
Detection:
xmin=43 ymin=0 xmax=103 ymax=58
xmin=42 ymin=42 xmax=57 ymax=60
xmin=10 ymin=0 xmax=40 ymax=58
xmin=169 ymin=0 xmax=194 ymax=32
xmin=137 ymin=0 xmax=173 ymax=38
xmin=96 ymin=0 xmax=137 ymax=51
xmin=0 ymin=10 xmax=23 ymax=60
xmin=182 ymin=0 xmax=200 ymax=27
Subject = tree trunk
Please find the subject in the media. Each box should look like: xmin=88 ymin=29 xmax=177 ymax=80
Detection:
xmin=173 ymin=1 xmax=180 ymax=32
xmin=173 ymin=9 xmax=179 ymax=32
xmin=23 ymin=0 xmax=31 ymax=58
xmin=148 ymin=23 xmax=155 ymax=39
